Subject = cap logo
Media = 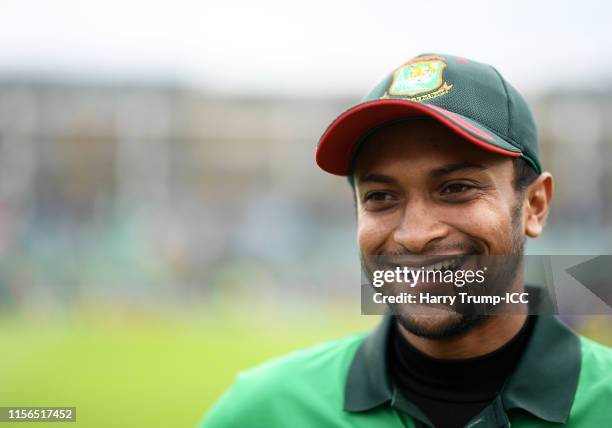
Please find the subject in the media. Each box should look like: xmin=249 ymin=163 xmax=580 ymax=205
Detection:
xmin=384 ymin=55 xmax=453 ymax=101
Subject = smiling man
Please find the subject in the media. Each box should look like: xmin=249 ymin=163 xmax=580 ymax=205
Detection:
xmin=201 ymin=54 xmax=612 ymax=427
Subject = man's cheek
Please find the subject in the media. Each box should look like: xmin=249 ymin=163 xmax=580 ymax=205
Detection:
xmin=449 ymin=207 xmax=512 ymax=249
xmin=357 ymin=220 xmax=391 ymax=254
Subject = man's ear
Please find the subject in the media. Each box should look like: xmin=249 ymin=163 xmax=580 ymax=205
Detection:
xmin=523 ymin=172 xmax=554 ymax=238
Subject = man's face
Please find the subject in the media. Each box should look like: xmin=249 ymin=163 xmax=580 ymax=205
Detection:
xmin=354 ymin=120 xmax=527 ymax=338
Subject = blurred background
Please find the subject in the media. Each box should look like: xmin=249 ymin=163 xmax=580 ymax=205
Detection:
xmin=0 ymin=1 xmax=611 ymax=427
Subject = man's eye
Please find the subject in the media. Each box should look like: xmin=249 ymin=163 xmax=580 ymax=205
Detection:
xmin=362 ymin=191 xmax=397 ymax=210
xmin=365 ymin=192 xmax=392 ymax=201
xmin=441 ymin=183 xmax=472 ymax=194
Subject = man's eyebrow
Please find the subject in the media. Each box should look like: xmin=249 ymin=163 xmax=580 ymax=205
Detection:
xmin=430 ymin=162 xmax=489 ymax=177
xmin=355 ymin=173 xmax=397 ymax=185
xmin=355 ymin=163 xmax=489 ymax=184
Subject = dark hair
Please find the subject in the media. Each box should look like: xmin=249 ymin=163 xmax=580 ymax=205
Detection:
xmin=513 ymin=157 xmax=540 ymax=192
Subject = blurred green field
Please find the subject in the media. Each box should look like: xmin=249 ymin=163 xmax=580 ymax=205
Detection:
xmin=0 ymin=306 xmax=379 ymax=428
xmin=2 ymin=307 xmax=612 ymax=428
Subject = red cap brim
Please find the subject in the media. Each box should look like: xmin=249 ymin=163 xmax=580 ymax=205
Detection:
xmin=315 ymin=100 xmax=522 ymax=176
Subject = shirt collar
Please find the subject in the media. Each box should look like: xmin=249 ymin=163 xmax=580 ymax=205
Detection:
xmin=501 ymin=314 xmax=581 ymax=423
xmin=344 ymin=314 xmax=394 ymax=412
xmin=344 ymin=302 xmax=581 ymax=423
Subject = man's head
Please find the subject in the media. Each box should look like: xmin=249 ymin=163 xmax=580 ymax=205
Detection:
xmin=352 ymin=119 xmax=552 ymax=338
xmin=316 ymin=53 xmax=553 ymax=339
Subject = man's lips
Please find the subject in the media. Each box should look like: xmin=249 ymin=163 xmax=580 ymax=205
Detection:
xmin=370 ymin=254 xmax=481 ymax=293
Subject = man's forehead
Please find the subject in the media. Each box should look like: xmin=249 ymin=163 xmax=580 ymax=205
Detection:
xmin=353 ymin=120 xmax=508 ymax=179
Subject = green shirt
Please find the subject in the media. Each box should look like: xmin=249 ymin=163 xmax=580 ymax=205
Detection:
xmin=201 ymin=315 xmax=612 ymax=427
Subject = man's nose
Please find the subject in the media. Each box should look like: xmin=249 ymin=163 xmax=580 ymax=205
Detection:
xmin=392 ymin=201 xmax=449 ymax=254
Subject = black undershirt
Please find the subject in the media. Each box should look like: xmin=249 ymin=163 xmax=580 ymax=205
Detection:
xmin=388 ymin=316 xmax=536 ymax=428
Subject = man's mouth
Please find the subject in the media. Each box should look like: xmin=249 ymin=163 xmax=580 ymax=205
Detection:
xmin=419 ymin=256 xmax=463 ymax=272
xmin=378 ymin=255 xmax=470 ymax=272
xmin=371 ymin=255 xmax=482 ymax=294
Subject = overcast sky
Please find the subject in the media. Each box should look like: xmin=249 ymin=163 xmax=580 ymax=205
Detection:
xmin=0 ymin=0 xmax=610 ymax=96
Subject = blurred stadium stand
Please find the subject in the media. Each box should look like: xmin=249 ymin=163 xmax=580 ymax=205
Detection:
xmin=0 ymin=80 xmax=611 ymax=315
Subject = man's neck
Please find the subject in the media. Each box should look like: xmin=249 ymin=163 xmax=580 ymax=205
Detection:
xmin=398 ymin=313 xmax=528 ymax=360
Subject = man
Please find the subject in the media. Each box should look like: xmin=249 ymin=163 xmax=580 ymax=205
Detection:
xmin=201 ymin=54 xmax=612 ymax=427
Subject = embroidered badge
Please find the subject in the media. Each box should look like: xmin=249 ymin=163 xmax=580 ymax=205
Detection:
xmin=383 ymin=55 xmax=453 ymax=102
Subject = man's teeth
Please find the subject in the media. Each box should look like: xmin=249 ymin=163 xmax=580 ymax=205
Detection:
xmin=421 ymin=258 xmax=460 ymax=271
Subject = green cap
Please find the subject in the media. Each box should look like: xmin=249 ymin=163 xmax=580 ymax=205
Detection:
xmin=315 ymin=53 xmax=541 ymax=175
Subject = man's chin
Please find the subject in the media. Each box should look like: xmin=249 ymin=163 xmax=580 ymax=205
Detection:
xmin=395 ymin=310 xmax=484 ymax=340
